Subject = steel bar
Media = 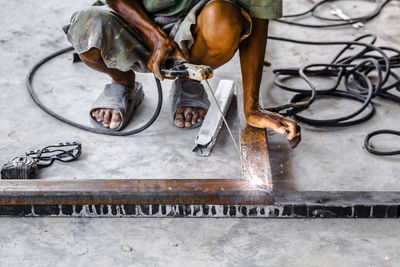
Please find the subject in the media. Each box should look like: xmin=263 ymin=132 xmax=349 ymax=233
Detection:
xmin=0 ymin=179 xmax=272 ymax=205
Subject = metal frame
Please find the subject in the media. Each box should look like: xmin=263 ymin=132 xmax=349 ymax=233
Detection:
xmin=0 ymin=73 xmax=275 ymax=209
xmin=1 ymin=70 xmax=399 ymax=218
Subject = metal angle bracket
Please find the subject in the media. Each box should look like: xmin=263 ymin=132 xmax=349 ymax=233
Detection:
xmin=192 ymin=79 xmax=235 ymax=157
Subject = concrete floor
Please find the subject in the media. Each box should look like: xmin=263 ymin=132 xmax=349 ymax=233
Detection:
xmin=1 ymin=0 xmax=400 ymax=266
xmin=1 ymin=217 xmax=400 ymax=267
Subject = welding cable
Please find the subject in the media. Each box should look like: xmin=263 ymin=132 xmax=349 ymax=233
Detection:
xmin=263 ymin=64 xmax=317 ymax=116
xmin=364 ymin=130 xmax=400 ymax=155
xmin=265 ymin=34 xmax=400 ymax=127
xmin=275 ymin=0 xmax=392 ymax=28
xmin=26 ymin=46 xmax=163 ymax=136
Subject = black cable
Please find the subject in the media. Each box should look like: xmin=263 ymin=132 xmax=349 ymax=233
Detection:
xmin=364 ymin=130 xmax=400 ymax=155
xmin=265 ymin=34 xmax=398 ymax=126
xmin=275 ymin=0 xmax=392 ymax=28
xmin=26 ymin=46 xmax=163 ymax=136
xmin=265 ymin=33 xmax=400 ymax=155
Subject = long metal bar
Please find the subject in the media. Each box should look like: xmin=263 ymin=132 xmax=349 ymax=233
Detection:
xmin=0 ymin=179 xmax=272 ymax=205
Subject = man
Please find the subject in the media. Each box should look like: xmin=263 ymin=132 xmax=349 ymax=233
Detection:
xmin=65 ymin=0 xmax=299 ymax=142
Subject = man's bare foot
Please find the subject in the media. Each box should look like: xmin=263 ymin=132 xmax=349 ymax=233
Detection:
xmin=174 ymin=106 xmax=207 ymax=128
xmin=91 ymin=83 xmax=138 ymax=130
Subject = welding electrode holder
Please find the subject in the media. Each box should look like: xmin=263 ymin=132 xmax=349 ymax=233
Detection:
xmin=161 ymin=61 xmax=213 ymax=81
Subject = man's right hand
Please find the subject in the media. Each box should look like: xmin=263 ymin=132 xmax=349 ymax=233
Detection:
xmin=147 ymin=36 xmax=187 ymax=81
xmin=106 ymin=0 xmax=187 ymax=80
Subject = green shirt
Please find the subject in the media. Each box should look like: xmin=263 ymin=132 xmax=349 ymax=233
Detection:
xmin=94 ymin=0 xmax=283 ymax=19
xmin=142 ymin=0 xmax=283 ymax=19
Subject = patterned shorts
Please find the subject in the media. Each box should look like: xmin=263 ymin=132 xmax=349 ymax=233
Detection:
xmin=64 ymin=1 xmax=254 ymax=73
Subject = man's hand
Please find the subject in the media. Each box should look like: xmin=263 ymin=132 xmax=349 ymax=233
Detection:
xmin=106 ymin=0 xmax=187 ymax=80
xmin=147 ymin=36 xmax=187 ymax=81
xmin=246 ymin=107 xmax=300 ymax=142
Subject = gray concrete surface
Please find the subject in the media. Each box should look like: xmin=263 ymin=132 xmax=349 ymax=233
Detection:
xmin=1 ymin=1 xmax=400 ymax=266
xmin=1 ymin=217 xmax=400 ymax=267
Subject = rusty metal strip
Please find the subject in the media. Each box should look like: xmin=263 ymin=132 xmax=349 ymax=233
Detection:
xmin=0 ymin=179 xmax=272 ymax=205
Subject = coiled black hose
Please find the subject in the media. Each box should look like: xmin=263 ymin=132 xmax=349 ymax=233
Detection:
xmin=365 ymin=130 xmax=400 ymax=156
xmin=266 ymin=33 xmax=400 ymax=155
xmin=26 ymin=46 xmax=163 ymax=136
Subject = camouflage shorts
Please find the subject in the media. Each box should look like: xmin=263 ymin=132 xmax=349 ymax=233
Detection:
xmin=65 ymin=1 xmax=252 ymax=73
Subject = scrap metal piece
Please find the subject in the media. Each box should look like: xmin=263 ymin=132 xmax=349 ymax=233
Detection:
xmin=192 ymin=79 xmax=235 ymax=157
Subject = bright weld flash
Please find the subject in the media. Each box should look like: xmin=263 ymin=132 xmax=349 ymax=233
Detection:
xmin=248 ymin=175 xmax=266 ymax=187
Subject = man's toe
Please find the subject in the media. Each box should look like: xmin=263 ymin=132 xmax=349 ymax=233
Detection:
xmin=191 ymin=110 xmax=199 ymax=125
xmin=103 ymin=110 xmax=112 ymax=127
xmin=110 ymin=110 xmax=121 ymax=130
xmin=174 ymin=107 xmax=186 ymax=128
xmin=97 ymin=110 xmax=105 ymax=122
xmin=184 ymin=107 xmax=193 ymax=128
xmin=198 ymin=109 xmax=206 ymax=121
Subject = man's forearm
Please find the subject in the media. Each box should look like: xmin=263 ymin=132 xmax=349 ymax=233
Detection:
xmin=239 ymin=18 xmax=269 ymax=117
xmin=106 ymin=0 xmax=167 ymax=50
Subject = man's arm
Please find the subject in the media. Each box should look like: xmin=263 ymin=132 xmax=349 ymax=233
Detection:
xmin=239 ymin=18 xmax=299 ymax=141
xmin=106 ymin=0 xmax=186 ymax=79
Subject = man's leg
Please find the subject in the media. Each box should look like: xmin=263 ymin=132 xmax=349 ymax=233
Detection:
xmin=72 ymin=3 xmax=242 ymax=129
xmin=174 ymin=1 xmax=243 ymax=128
xmin=79 ymin=48 xmax=136 ymax=130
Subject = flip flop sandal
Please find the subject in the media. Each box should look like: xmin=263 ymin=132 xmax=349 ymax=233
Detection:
xmin=171 ymin=79 xmax=210 ymax=129
xmin=90 ymin=82 xmax=144 ymax=132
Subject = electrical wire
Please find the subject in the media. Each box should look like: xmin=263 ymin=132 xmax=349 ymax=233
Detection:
xmin=364 ymin=130 xmax=400 ymax=156
xmin=275 ymin=0 xmax=393 ymax=28
xmin=265 ymin=33 xmax=400 ymax=155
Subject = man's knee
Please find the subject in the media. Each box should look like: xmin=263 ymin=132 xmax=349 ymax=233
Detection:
xmin=68 ymin=6 xmax=116 ymax=57
xmin=197 ymin=1 xmax=243 ymax=56
xmin=69 ymin=6 xmax=116 ymax=40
